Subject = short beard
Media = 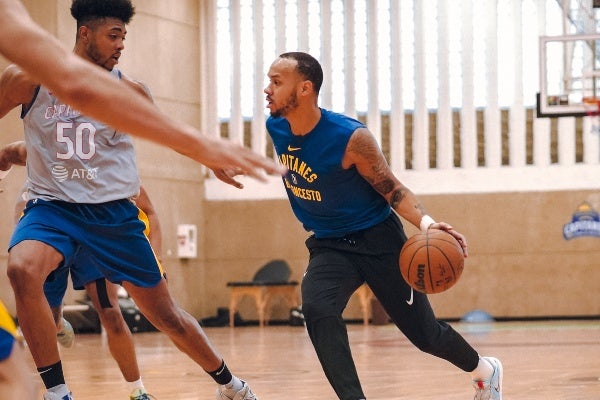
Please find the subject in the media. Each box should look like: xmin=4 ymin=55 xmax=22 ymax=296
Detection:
xmin=271 ymin=92 xmax=298 ymax=118
xmin=87 ymin=41 xmax=113 ymax=71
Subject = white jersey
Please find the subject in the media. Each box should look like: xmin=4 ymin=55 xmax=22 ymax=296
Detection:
xmin=21 ymin=68 xmax=140 ymax=203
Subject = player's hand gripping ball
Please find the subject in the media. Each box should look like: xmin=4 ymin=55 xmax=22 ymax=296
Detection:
xmin=399 ymin=229 xmax=464 ymax=294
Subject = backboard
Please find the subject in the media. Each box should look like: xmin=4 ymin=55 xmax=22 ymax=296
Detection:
xmin=537 ymin=34 xmax=600 ymax=117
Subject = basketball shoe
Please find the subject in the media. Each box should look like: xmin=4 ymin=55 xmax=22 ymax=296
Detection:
xmin=43 ymin=392 xmax=73 ymax=400
xmin=472 ymin=356 xmax=503 ymax=400
xmin=130 ymin=388 xmax=156 ymax=400
xmin=57 ymin=317 xmax=74 ymax=348
xmin=216 ymin=381 xmax=258 ymax=400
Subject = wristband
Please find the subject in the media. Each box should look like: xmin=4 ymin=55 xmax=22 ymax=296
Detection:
xmin=0 ymin=166 xmax=12 ymax=180
xmin=419 ymin=215 xmax=435 ymax=231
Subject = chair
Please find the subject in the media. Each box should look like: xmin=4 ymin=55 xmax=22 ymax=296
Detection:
xmin=227 ymin=259 xmax=299 ymax=327
xmin=354 ymin=284 xmax=391 ymax=325
xmin=354 ymin=284 xmax=374 ymax=325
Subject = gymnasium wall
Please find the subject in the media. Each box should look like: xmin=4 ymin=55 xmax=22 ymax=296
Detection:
xmin=0 ymin=1 xmax=598 ymax=323
xmin=203 ymin=190 xmax=600 ymax=322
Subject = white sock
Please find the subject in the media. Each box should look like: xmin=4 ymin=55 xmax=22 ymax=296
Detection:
xmin=127 ymin=377 xmax=144 ymax=392
xmin=222 ymin=376 xmax=244 ymax=391
xmin=470 ymin=357 xmax=494 ymax=381
xmin=47 ymin=383 xmax=70 ymax=397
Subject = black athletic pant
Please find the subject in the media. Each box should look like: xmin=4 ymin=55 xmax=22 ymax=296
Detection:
xmin=301 ymin=213 xmax=479 ymax=400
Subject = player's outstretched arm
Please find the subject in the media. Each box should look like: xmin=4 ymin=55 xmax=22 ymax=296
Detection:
xmin=0 ymin=0 xmax=285 ymax=185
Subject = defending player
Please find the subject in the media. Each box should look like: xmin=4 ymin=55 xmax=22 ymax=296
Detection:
xmin=0 ymin=1 xmax=259 ymax=399
xmin=45 ymin=187 xmax=160 ymax=400
xmin=2 ymin=140 xmax=158 ymax=399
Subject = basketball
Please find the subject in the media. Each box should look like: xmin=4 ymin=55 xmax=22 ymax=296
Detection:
xmin=399 ymin=229 xmax=464 ymax=294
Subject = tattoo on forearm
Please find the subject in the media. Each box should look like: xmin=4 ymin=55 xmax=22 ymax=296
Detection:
xmin=373 ymin=178 xmax=394 ymax=195
xmin=349 ymin=129 xmax=404 ymax=202
xmin=390 ymin=189 xmax=406 ymax=208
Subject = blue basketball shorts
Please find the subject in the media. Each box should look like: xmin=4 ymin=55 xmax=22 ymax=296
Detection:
xmin=0 ymin=301 xmax=17 ymax=361
xmin=10 ymin=198 xmax=163 ymax=292
xmin=42 ymin=205 xmax=154 ymax=308
xmin=43 ymin=251 xmax=105 ymax=308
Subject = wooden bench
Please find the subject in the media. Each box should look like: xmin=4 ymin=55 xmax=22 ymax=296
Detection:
xmin=227 ymin=282 xmax=299 ymax=327
xmin=227 ymin=259 xmax=298 ymax=327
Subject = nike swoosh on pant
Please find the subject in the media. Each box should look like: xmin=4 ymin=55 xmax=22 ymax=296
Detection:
xmin=406 ymin=287 xmax=414 ymax=305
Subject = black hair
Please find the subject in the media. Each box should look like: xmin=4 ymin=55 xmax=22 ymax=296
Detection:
xmin=279 ymin=52 xmax=323 ymax=95
xmin=71 ymin=0 xmax=135 ymax=27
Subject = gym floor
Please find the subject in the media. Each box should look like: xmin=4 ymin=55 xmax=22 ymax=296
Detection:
xmin=29 ymin=319 xmax=600 ymax=399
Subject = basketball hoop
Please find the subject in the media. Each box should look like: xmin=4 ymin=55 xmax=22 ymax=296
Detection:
xmin=582 ymin=97 xmax=600 ymax=135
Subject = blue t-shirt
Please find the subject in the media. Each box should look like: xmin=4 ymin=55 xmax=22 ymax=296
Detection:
xmin=267 ymin=108 xmax=390 ymax=238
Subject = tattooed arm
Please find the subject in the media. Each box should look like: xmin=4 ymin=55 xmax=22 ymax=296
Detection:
xmin=342 ymin=128 xmax=425 ymax=229
xmin=342 ymin=127 xmax=467 ymax=254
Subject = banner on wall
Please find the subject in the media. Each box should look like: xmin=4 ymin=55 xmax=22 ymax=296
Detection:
xmin=562 ymin=202 xmax=600 ymax=240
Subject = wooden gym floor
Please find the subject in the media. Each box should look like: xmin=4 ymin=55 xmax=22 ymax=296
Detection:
xmin=26 ymin=319 xmax=600 ymax=399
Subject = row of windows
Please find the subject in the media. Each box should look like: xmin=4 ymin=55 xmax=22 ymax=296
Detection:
xmin=215 ymin=0 xmax=591 ymax=118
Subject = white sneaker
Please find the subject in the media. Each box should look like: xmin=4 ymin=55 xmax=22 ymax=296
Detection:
xmin=57 ymin=317 xmax=74 ymax=348
xmin=130 ymin=388 xmax=157 ymax=400
xmin=472 ymin=357 xmax=503 ymax=400
xmin=216 ymin=381 xmax=258 ymax=400
xmin=43 ymin=391 xmax=74 ymax=400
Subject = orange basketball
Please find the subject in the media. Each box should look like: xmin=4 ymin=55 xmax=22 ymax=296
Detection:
xmin=399 ymin=229 xmax=464 ymax=294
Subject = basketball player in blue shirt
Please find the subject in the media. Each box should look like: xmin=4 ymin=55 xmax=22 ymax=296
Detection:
xmin=263 ymin=52 xmax=503 ymax=400
xmin=0 ymin=1 xmax=260 ymax=399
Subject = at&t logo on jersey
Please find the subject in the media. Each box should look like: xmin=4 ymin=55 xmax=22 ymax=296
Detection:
xmin=51 ymin=165 xmax=69 ymax=182
xmin=51 ymin=164 xmax=99 ymax=182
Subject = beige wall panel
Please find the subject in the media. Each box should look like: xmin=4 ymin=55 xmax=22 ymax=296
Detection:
xmin=0 ymin=108 xmax=27 ymax=144
xmin=203 ymin=190 xmax=600 ymax=321
xmin=134 ymin=139 xmax=203 ymax=180
xmin=131 ymin=95 xmax=204 ymax=181
xmin=140 ymin=177 xmax=206 ymax=316
xmin=55 ymin=0 xmax=76 ymax=44
xmin=22 ymin=0 xmax=58 ymax=32
xmin=204 ymin=200 xmax=309 ymax=261
xmin=421 ymin=191 xmax=599 ymax=256
xmin=18 ymin=0 xmax=72 ymax=44
xmin=202 ymin=200 xmax=310 ymax=320
xmin=121 ymin=15 xmax=200 ymax=105
xmin=152 ymin=93 xmax=202 ymax=125
xmin=429 ymin=252 xmax=599 ymax=318
xmin=403 ymin=190 xmax=599 ymax=319
xmin=135 ymin=0 xmax=199 ymax=26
